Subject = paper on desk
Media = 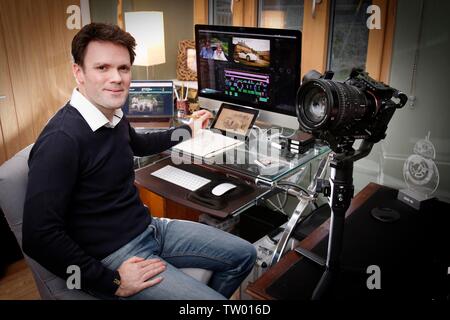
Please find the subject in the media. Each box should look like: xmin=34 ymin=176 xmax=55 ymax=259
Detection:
xmin=173 ymin=129 xmax=244 ymax=158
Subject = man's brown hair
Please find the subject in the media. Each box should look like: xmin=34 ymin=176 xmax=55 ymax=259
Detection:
xmin=72 ymin=23 xmax=136 ymax=67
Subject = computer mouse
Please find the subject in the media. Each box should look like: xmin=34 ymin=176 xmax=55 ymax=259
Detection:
xmin=211 ymin=183 xmax=237 ymax=196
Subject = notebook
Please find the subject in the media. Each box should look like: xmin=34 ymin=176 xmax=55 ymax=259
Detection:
xmin=173 ymin=103 xmax=259 ymax=158
xmin=173 ymin=129 xmax=244 ymax=158
xmin=123 ymin=80 xmax=175 ymax=129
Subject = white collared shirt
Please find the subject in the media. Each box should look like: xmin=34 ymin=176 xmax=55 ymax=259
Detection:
xmin=69 ymin=88 xmax=123 ymax=132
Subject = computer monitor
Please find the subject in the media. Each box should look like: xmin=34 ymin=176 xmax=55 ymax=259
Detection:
xmin=195 ymin=24 xmax=302 ymax=124
xmin=123 ymin=80 xmax=174 ymax=120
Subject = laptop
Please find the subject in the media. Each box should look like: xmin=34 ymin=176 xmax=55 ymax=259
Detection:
xmin=123 ymin=80 xmax=175 ymax=129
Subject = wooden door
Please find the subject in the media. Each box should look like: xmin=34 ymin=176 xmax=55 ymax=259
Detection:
xmin=0 ymin=0 xmax=79 ymax=164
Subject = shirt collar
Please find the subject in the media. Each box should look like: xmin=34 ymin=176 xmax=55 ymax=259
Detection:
xmin=69 ymin=88 xmax=123 ymax=132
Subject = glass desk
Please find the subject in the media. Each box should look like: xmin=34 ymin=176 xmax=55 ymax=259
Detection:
xmin=168 ymin=127 xmax=330 ymax=184
xmin=134 ymin=130 xmax=330 ymax=219
xmin=214 ymin=142 xmax=329 ymax=185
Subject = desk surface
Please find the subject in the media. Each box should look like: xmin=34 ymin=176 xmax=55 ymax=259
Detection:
xmin=134 ymin=120 xmax=330 ymax=184
xmin=171 ymin=130 xmax=329 ymax=184
xmin=213 ymin=143 xmax=329 ymax=183
xmin=135 ymin=132 xmax=329 ymax=218
xmin=246 ymin=183 xmax=450 ymax=300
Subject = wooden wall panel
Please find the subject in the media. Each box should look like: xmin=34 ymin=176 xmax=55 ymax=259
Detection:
xmin=0 ymin=121 xmax=5 ymax=164
xmin=366 ymin=0 xmax=397 ymax=83
xmin=379 ymin=0 xmax=397 ymax=84
xmin=0 ymin=13 xmax=21 ymax=162
xmin=232 ymin=0 xmax=245 ymax=26
xmin=243 ymin=0 xmax=258 ymax=27
xmin=366 ymin=0 xmax=388 ymax=80
xmin=301 ymin=0 xmax=331 ymax=78
xmin=232 ymin=0 xmax=257 ymax=27
xmin=0 ymin=0 xmax=78 ymax=158
xmin=117 ymin=0 xmax=124 ymax=29
xmin=194 ymin=0 xmax=209 ymax=25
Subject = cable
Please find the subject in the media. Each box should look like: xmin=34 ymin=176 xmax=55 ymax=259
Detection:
xmin=251 ymin=125 xmax=271 ymax=142
xmin=279 ymin=127 xmax=296 ymax=139
xmin=251 ymin=125 xmax=263 ymax=135
xmin=277 ymin=181 xmax=320 ymax=210
xmin=276 ymin=181 xmax=309 ymax=194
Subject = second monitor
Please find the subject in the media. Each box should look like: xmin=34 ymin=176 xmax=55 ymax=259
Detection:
xmin=195 ymin=24 xmax=302 ymax=118
xmin=123 ymin=81 xmax=174 ymax=119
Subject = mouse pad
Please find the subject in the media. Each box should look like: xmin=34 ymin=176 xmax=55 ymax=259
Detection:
xmin=187 ymin=178 xmax=254 ymax=210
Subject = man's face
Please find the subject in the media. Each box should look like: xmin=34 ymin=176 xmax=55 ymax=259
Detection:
xmin=73 ymin=41 xmax=131 ymax=113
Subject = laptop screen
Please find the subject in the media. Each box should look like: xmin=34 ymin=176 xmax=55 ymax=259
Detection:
xmin=123 ymin=80 xmax=174 ymax=119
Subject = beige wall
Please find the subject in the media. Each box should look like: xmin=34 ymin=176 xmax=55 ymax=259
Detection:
xmin=89 ymin=0 xmax=194 ymax=80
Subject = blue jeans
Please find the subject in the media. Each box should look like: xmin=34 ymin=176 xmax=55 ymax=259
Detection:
xmin=93 ymin=217 xmax=256 ymax=300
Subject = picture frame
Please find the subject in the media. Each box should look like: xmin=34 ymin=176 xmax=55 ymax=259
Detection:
xmin=176 ymin=40 xmax=197 ymax=81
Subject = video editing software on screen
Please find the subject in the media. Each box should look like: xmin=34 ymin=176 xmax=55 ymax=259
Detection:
xmin=196 ymin=25 xmax=301 ymax=116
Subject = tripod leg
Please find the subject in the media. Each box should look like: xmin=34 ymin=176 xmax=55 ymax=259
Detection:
xmin=270 ymin=198 xmax=309 ymax=265
xmin=271 ymin=153 xmax=332 ymax=265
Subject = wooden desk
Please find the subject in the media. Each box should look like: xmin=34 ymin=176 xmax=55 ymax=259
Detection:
xmin=246 ymin=183 xmax=377 ymax=300
xmin=246 ymin=183 xmax=449 ymax=300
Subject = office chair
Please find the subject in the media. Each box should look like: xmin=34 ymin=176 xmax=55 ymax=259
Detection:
xmin=0 ymin=145 xmax=212 ymax=299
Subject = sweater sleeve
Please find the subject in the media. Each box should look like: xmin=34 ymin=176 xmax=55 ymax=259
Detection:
xmin=22 ymin=131 xmax=120 ymax=296
xmin=128 ymin=121 xmax=193 ymax=157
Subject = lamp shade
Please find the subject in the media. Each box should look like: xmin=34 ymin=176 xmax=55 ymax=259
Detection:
xmin=124 ymin=11 xmax=166 ymax=66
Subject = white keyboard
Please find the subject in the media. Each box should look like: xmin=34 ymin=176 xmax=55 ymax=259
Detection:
xmin=150 ymin=165 xmax=211 ymax=191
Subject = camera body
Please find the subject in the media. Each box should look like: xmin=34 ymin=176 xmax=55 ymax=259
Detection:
xmin=296 ymin=68 xmax=407 ymax=151
xmin=346 ymin=68 xmax=400 ymax=102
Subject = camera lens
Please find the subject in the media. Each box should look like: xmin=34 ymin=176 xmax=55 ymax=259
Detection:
xmin=296 ymin=79 xmax=374 ymax=136
xmin=303 ymin=87 xmax=327 ymax=123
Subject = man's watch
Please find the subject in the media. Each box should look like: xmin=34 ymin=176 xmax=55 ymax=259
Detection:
xmin=113 ymin=275 xmax=121 ymax=286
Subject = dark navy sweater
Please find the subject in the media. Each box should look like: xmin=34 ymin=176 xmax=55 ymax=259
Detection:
xmin=22 ymin=103 xmax=191 ymax=295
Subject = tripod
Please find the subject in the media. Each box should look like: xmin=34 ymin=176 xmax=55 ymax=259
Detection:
xmin=271 ymin=140 xmax=374 ymax=299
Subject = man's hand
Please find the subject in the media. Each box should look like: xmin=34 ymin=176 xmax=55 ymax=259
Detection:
xmin=188 ymin=109 xmax=213 ymax=138
xmin=115 ymin=256 xmax=166 ymax=297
